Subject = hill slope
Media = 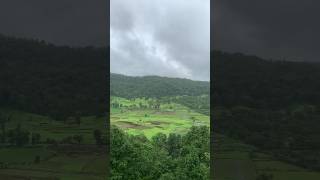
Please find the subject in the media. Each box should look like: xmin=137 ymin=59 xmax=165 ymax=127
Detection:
xmin=213 ymin=50 xmax=320 ymax=109
xmin=0 ymin=34 xmax=108 ymax=118
xmin=110 ymin=73 xmax=209 ymax=98
xmin=213 ymin=50 xmax=320 ymax=171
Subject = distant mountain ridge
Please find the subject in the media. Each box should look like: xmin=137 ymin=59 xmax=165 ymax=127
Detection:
xmin=110 ymin=73 xmax=209 ymax=98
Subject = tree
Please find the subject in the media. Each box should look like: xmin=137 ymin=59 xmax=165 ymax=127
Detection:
xmin=75 ymin=115 xmax=81 ymax=125
xmin=191 ymin=116 xmax=196 ymax=125
xmin=167 ymin=133 xmax=182 ymax=158
xmin=0 ymin=113 xmax=10 ymax=144
xmin=159 ymin=173 xmax=176 ymax=180
xmin=34 ymin=155 xmax=40 ymax=164
xmin=31 ymin=133 xmax=41 ymax=145
xmin=73 ymin=135 xmax=83 ymax=144
xmin=152 ymin=133 xmax=167 ymax=149
xmin=110 ymin=126 xmax=210 ymax=180
xmin=94 ymin=129 xmax=102 ymax=145
xmin=7 ymin=124 xmax=30 ymax=146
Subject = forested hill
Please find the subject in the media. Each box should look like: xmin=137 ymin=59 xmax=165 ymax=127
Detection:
xmin=213 ymin=50 xmax=320 ymax=170
xmin=0 ymin=34 xmax=108 ymax=118
xmin=110 ymin=73 xmax=210 ymax=98
xmin=213 ymin=50 xmax=320 ymax=109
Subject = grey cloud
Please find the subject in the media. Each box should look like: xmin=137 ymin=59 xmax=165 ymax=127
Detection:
xmin=0 ymin=0 xmax=107 ymax=47
xmin=214 ymin=0 xmax=320 ymax=62
xmin=111 ymin=0 xmax=210 ymax=81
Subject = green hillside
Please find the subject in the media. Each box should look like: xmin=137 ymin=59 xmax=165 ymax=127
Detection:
xmin=110 ymin=73 xmax=209 ymax=98
xmin=0 ymin=35 xmax=108 ymax=179
xmin=214 ymin=134 xmax=320 ymax=180
xmin=111 ymin=96 xmax=209 ymax=138
xmin=0 ymin=34 xmax=107 ymax=118
xmin=110 ymin=74 xmax=210 ymax=180
xmin=0 ymin=109 xmax=107 ymax=179
xmin=213 ymin=50 xmax=320 ymax=176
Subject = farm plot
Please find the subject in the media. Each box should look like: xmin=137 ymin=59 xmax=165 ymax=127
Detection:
xmin=111 ymin=97 xmax=210 ymax=138
xmin=0 ymin=109 xmax=107 ymax=179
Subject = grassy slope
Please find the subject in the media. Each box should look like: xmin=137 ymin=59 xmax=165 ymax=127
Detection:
xmin=0 ymin=109 xmax=107 ymax=180
xmin=214 ymin=134 xmax=320 ymax=180
xmin=1 ymin=109 xmax=106 ymax=144
xmin=110 ymin=96 xmax=209 ymax=138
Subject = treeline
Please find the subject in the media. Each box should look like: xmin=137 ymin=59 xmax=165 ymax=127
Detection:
xmin=0 ymin=34 xmax=108 ymax=119
xmin=111 ymin=126 xmax=210 ymax=180
xmin=213 ymin=50 xmax=320 ymax=170
xmin=213 ymin=50 xmax=320 ymax=109
xmin=174 ymin=95 xmax=210 ymax=116
xmin=110 ymin=73 xmax=209 ymax=99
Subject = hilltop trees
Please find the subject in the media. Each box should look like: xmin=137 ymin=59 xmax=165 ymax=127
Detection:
xmin=110 ymin=73 xmax=209 ymax=99
xmin=213 ymin=50 xmax=320 ymax=109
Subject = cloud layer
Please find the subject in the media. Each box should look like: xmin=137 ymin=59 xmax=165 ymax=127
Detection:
xmin=111 ymin=0 xmax=210 ymax=81
xmin=0 ymin=0 xmax=107 ymax=47
xmin=214 ymin=0 xmax=320 ymax=62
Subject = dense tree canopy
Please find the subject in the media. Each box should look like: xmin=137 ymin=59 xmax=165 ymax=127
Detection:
xmin=213 ymin=50 xmax=320 ymax=109
xmin=111 ymin=73 xmax=209 ymax=99
xmin=213 ymin=50 xmax=320 ymax=170
xmin=0 ymin=34 xmax=108 ymax=118
xmin=111 ymin=126 xmax=210 ymax=180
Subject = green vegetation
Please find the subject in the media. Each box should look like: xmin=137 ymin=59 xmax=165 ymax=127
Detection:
xmin=213 ymin=51 xmax=320 ymax=178
xmin=111 ymin=125 xmax=210 ymax=180
xmin=0 ymin=110 xmax=107 ymax=179
xmin=111 ymin=97 xmax=209 ymax=138
xmin=214 ymin=134 xmax=320 ymax=180
xmin=0 ymin=35 xmax=107 ymax=179
xmin=110 ymin=73 xmax=210 ymax=179
xmin=0 ymin=34 xmax=107 ymax=118
xmin=110 ymin=96 xmax=210 ymax=179
xmin=111 ymin=73 xmax=209 ymax=99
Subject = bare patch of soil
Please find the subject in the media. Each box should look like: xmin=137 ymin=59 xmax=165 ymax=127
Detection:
xmin=117 ymin=121 xmax=148 ymax=130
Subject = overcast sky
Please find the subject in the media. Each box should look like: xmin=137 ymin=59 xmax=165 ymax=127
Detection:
xmin=111 ymin=0 xmax=210 ymax=81
xmin=0 ymin=0 xmax=107 ymax=47
xmin=214 ymin=0 xmax=320 ymax=62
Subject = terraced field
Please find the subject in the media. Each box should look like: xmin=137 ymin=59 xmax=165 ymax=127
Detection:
xmin=1 ymin=109 xmax=105 ymax=144
xmin=214 ymin=134 xmax=320 ymax=180
xmin=110 ymin=97 xmax=210 ymax=138
xmin=0 ymin=109 xmax=107 ymax=180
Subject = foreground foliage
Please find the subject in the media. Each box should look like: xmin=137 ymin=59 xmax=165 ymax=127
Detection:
xmin=111 ymin=125 xmax=210 ymax=180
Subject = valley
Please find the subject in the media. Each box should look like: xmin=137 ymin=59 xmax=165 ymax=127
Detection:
xmin=110 ymin=74 xmax=210 ymax=179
